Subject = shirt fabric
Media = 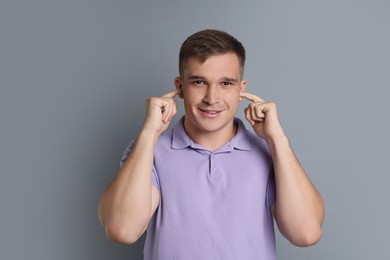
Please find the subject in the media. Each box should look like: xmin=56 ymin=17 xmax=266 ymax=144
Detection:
xmin=120 ymin=117 xmax=277 ymax=260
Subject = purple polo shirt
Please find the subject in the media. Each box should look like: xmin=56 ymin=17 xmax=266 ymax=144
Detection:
xmin=120 ymin=117 xmax=277 ymax=260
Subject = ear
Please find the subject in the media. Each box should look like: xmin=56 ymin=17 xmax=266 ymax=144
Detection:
xmin=174 ymin=77 xmax=184 ymax=99
xmin=239 ymin=80 xmax=247 ymax=101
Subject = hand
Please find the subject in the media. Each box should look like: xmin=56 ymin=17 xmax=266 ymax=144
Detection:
xmin=142 ymin=89 xmax=180 ymax=135
xmin=240 ymin=92 xmax=285 ymax=141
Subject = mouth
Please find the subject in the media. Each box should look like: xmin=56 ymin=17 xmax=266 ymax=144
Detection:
xmin=197 ymin=107 xmax=224 ymax=118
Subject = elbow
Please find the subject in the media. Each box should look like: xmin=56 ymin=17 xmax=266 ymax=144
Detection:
xmin=98 ymin=199 xmax=146 ymax=244
xmin=104 ymin=225 xmax=142 ymax=245
xmin=290 ymin=226 xmax=322 ymax=247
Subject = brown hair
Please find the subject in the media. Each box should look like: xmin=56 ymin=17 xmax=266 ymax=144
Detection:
xmin=179 ymin=29 xmax=246 ymax=78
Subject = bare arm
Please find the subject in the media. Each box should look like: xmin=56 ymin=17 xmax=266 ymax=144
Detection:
xmin=241 ymin=91 xmax=325 ymax=247
xmin=98 ymin=89 xmax=179 ymax=244
xmin=268 ymin=135 xmax=324 ymax=246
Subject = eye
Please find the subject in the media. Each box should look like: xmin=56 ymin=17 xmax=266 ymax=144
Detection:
xmin=222 ymin=82 xmax=233 ymax=86
xmin=193 ymin=80 xmax=205 ymax=86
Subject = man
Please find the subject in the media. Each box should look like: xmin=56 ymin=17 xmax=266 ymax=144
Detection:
xmin=98 ymin=29 xmax=324 ymax=259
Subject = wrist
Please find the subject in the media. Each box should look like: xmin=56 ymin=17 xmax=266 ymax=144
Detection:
xmin=139 ymin=127 xmax=161 ymax=142
xmin=265 ymin=132 xmax=290 ymax=149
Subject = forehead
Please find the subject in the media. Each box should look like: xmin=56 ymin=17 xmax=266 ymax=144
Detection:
xmin=182 ymin=53 xmax=242 ymax=79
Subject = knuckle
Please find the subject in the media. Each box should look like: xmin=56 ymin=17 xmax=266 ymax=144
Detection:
xmin=148 ymin=97 xmax=158 ymax=103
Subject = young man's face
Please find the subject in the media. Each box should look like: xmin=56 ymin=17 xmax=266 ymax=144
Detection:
xmin=175 ymin=52 xmax=247 ymax=138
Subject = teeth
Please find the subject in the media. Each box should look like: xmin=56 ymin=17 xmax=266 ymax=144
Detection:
xmin=199 ymin=108 xmax=220 ymax=114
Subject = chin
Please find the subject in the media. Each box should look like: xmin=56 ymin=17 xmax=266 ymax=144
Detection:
xmin=194 ymin=116 xmax=233 ymax=133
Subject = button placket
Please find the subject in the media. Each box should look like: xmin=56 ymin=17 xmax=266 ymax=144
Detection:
xmin=209 ymin=153 xmax=223 ymax=180
xmin=209 ymin=154 xmax=214 ymax=175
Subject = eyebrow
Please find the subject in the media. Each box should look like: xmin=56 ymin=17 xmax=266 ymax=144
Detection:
xmin=187 ymin=74 xmax=239 ymax=83
xmin=188 ymin=75 xmax=206 ymax=80
xmin=221 ymin=77 xmax=239 ymax=83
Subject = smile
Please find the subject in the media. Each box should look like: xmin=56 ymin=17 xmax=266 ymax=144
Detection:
xmin=198 ymin=108 xmax=224 ymax=118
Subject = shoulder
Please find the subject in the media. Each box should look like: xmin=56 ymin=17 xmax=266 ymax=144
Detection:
xmin=155 ymin=128 xmax=173 ymax=149
xmin=239 ymin=120 xmax=270 ymax=155
xmin=235 ymin=118 xmax=270 ymax=153
xmin=248 ymin=130 xmax=271 ymax=155
xmin=247 ymin=130 xmax=267 ymax=146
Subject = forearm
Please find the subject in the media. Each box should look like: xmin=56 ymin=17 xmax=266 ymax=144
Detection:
xmin=267 ymin=135 xmax=324 ymax=246
xmin=98 ymin=128 xmax=159 ymax=243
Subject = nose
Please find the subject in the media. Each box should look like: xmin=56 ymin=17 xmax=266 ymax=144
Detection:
xmin=203 ymin=86 xmax=220 ymax=105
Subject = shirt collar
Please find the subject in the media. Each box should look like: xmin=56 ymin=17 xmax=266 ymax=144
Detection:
xmin=171 ymin=117 xmax=192 ymax=149
xmin=171 ymin=117 xmax=251 ymax=151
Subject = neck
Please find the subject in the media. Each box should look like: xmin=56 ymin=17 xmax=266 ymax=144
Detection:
xmin=183 ymin=118 xmax=237 ymax=152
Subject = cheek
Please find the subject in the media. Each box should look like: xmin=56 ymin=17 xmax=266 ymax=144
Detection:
xmin=183 ymin=88 xmax=203 ymax=104
xmin=225 ymin=92 xmax=241 ymax=106
xmin=182 ymin=93 xmax=198 ymax=111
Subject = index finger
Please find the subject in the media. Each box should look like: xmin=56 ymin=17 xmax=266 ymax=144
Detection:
xmin=240 ymin=91 xmax=264 ymax=102
xmin=161 ymin=89 xmax=180 ymax=98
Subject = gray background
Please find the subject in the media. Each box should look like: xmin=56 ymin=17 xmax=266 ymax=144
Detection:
xmin=1 ymin=0 xmax=389 ymax=259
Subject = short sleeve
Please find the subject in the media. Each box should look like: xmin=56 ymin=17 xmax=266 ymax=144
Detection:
xmin=119 ymin=140 xmax=160 ymax=190
xmin=266 ymin=168 xmax=277 ymax=209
